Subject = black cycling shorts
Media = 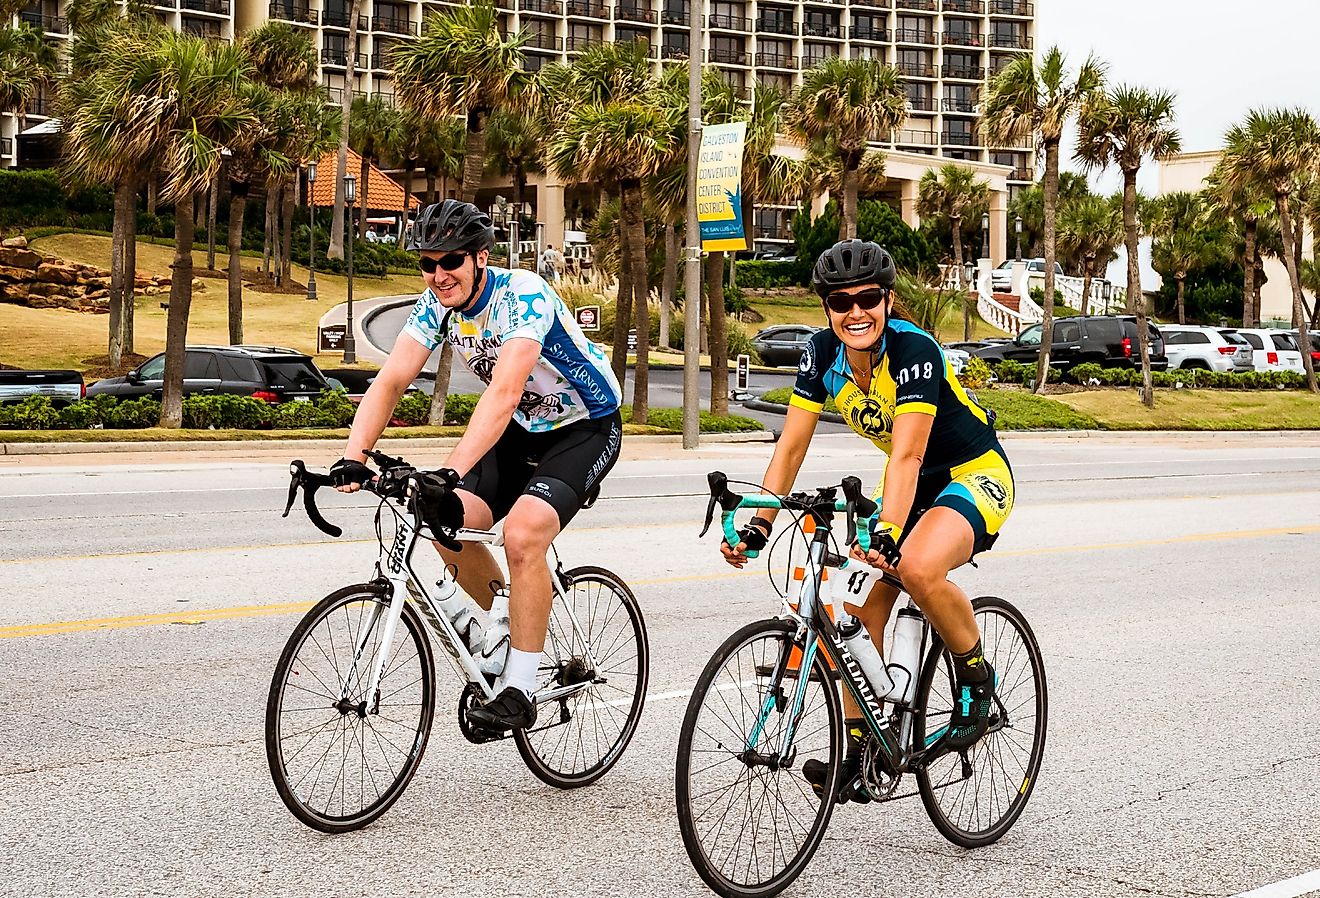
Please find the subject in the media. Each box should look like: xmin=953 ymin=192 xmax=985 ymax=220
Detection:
xmin=457 ymin=410 xmax=622 ymax=529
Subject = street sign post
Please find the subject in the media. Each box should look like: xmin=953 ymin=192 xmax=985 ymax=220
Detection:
xmin=575 ymin=305 xmax=600 ymax=332
xmin=731 ymin=353 xmax=752 ymax=401
xmin=317 ymin=324 xmax=348 ymax=354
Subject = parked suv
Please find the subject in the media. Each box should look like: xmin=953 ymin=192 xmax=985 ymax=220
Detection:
xmin=1228 ymin=329 xmax=1304 ymax=372
xmin=1159 ymin=326 xmax=1253 ymax=372
xmin=87 ymin=346 xmax=329 ymax=402
xmin=970 ymin=315 xmax=1168 ymax=371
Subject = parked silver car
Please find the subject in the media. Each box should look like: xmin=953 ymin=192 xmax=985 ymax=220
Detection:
xmin=1159 ymin=326 xmax=1253 ymax=372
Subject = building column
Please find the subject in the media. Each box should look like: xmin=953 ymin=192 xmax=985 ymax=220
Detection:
xmin=541 ymin=179 xmax=566 ymax=250
xmin=900 ymin=179 xmax=921 ymax=229
xmin=989 ymin=189 xmax=1008 ymax=265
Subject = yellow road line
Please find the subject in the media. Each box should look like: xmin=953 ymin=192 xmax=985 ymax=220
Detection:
xmin=3 ymin=522 xmax=1318 ymax=641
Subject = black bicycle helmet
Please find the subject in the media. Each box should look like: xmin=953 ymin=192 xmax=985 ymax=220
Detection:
xmin=811 ymin=239 xmax=897 ymax=296
xmin=408 ymin=199 xmax=495 ymax=253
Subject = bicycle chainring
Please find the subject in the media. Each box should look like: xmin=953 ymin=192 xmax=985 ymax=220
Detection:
xmin=457 ymin=683 xmax=508 ymax=745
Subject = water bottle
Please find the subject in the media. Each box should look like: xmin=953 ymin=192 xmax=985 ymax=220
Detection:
xmin=885 ymin=606 xmax=923 ymax=705
xmin=434 ymin=579 xmax=486 ymax=654
xmin=477 ymin=588 xmax=511 ymax=677
xmin=838 ymin=614 xmax=894 ymax=698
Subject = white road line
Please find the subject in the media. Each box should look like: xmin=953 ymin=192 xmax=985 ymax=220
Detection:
xmin=0 ymin=486 xmax=270 ymax=499
xmin=1231 ymin=869 xmax=1320 ymax=898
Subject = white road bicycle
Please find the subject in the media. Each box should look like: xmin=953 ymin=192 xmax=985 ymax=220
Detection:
xmin=265 ymin=450 xmax=650 ymax=833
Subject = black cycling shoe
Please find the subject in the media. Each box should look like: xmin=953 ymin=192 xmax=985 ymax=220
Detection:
xmin=802 ymin=755 xmax=870 ymax=805
xmin=943 ymin=664 xmax=997 ymax=752
xmin=467 ymin=686 xmax=537 ymax=732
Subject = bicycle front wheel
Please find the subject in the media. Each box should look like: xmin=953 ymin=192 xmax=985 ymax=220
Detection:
xmin=676 ymin=618 xmax=842 ymax=898
xmin=514 ymin=566 xmax=649 ymax=788
xmin=915 ymin=594 xmax=1047 ymax=847
xmin=265 ymin=584 xmax=435 ymax=833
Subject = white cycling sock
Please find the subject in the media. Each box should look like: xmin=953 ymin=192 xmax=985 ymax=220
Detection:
xmin=498 ymin=648 xmax=540 ymax=699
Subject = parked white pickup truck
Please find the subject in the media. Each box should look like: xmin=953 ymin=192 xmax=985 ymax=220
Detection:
xmin=0 ymin=369 xmax=85 ymax=405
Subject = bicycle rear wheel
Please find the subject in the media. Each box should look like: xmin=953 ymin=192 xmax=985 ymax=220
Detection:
xmin=265 ymin=584 xmax=435 ymax=833
xmin=514 ymin=566 xmax=649 ymax=788
xmin=676 ymin=618 xmax=842 ymax=898
xmin=915 ymin=595 xmax=1047 ymax=847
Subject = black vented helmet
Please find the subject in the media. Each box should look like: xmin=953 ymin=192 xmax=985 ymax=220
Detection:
xmin=811 ymin=239 xmax=897 ymax=296
xmin=408 ymin=199 xmax=495 ymax=253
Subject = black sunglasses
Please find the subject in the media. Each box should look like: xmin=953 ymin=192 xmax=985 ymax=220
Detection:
xmin=419 ymin=252 xmax=470 ymax=274
xmin=824 ymin=287 xmax=889 ymax=315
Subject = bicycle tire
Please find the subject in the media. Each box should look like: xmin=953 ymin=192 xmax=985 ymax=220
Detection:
xmin=676 ymin=618 xmax=842 ymax=898
xmin=914 ymin=595 xmax=1047 ymax=848
xmin=265 ymin=583 xmax=435 ymax=833
xmin=514 ymin=566 xmax=649 ymax=789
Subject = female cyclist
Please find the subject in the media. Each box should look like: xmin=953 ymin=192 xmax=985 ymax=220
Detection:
xmin=720 ymin=239 xmax=1015 ymax=801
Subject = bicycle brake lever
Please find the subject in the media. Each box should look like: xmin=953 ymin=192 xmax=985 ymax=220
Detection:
xmin=364 ymin=448 xmax=407 ymax=471
xmin=699 ymin=471 xmax=726 ymax=538
xmin=283 ymin=461 xmax=304 ymax=519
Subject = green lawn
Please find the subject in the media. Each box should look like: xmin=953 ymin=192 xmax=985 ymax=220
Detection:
xmin=759 ymin=385 xmax=1096 ymax=430
xmin=1055 ymin=388 xmax=1320 ymax=430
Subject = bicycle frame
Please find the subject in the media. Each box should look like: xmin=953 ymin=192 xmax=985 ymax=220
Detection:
xmin=341 ymin=509 xmax=603 ymax=714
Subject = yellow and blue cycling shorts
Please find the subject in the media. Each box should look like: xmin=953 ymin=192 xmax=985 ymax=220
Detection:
xmin=876 ymin=442 xmax=1015 ymax=556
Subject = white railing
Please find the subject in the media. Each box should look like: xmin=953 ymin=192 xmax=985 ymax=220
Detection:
xmin=976 ymin=271 xmax=1027 ymax=334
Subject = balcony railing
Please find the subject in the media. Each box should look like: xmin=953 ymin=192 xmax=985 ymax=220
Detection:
xmin=895 ymin=0 xmax=936 ymax=9
xmin=942 ymin=97 xmax=978 ymax=113
xmin=802 ymin=21 xmax=842 ymax=38
xmin=370 ymin=52 xmax=397 ymax=69
xmin=756 ymin=16 xmax=797 ymax=35
xmin=616 ymin=3 xmax=656 ymax=23
xmin=322 ymin=11 xmax=368 ymax=29
xmin=0 ymin=138 xmax=11 ymax=157
xmin=990 ymin=0 xmax=1033 ymax=14
xmin=755 ymin=51 xmax=797 ymax=69
xmin=325 ymin=86 xmax=368 ymax=104
xmin=372 ymin=90 xmax=396 ymax=106
xmin=943 ymin=0 xmax=983 ymax=12
xmin=616 ymin=35 xmax=655 ymax=56
xmin=896 ymin=62 xmax=935 ymax=78
xmin=320 ymin=49 xmax=368 ymax=69
xmin=942 ymin=130 xmax=977 ymax=146
xmin=1007 ymin=167 xmax=1034 ymax=181
xmin=520 ymin=0 xmax=563 ymax=14
xmin=660 ymin=6 xmax=687 ymax=24
xmin=894 ymin=27 xmax=935 ymax=44
xmin=990 ymin=32 xmax=1033 ymax=49
xmin=802 ymin=49 xmax=837 ymax=66
xmin=893 ymin=128 xmax=937 ymax=145
xmin=850 ymin=25 xmax=887 ymax=42
xmin=19 ymin=11 xmax=68 ymax=31
xmin=267 ymin=2 xmax=316 ymax=23
xmin=708 ymin=46 xmax=749 ymax=65
xmin=707 ymin=14 xmax=750 ymax=31
xmin=566 ymin=0 xmax=608 ymax=17
xmin=566 ymin=34 xmax=605 ymax=51
xmin=942 ymin=64 xmax=985 ymax=79
xmin=660 ymin=43 xmax=688 ymax=58
xmin=943 ymin=30 xmax=984 ymax=47
xmin=852 ymin=0 xmax=890 ymax=7
xmin=523 ymin=30 xmax=563 ymax=50
xmin=905 ymin=95 xmax=935 ymax=111
xmin=180 ymin=0 xmax=230 ymax=14
xmin=372 ymin=14 xmax=416 ymax=34
xmin=27 ymin=96 xmax=52 ymax=117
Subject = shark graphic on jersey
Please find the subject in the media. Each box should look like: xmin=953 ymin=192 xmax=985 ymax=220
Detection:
xmin=402 ymin=266 xmax=621 ymax=432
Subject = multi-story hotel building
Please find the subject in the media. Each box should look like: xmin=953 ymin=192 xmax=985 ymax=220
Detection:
xmin=5 ymin=0 xmax=1036 ymax=258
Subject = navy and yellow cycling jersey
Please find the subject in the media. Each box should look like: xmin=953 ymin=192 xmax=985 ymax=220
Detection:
xmin=790 ymin=318 xmax=999 ymax=473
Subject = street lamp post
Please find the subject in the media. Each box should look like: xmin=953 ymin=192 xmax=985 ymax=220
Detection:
xmin=1014 ymin=214 xmax=1022 ymax=263
xmin=343 ymin=174 xmax=357 ymax=364
xmin=1103 ymin=280 xmax=1112 ymax=316
xmin=980 ymin=211 xmax=990 ymax=261
xmin=306 ymin=162 xmax=318 ymax=302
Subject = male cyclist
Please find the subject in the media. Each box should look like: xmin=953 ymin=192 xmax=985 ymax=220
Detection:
xmin=331 ymin=199 xmax=623 ymax=733
xmin=720 ymin=239 xmax=1014 ymax=801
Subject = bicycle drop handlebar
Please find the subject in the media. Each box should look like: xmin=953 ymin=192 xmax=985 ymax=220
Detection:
xmin=699 ymin=471 xmax=879 ymax=559
xmin=282 ymin=449 xmax=432 ymax=538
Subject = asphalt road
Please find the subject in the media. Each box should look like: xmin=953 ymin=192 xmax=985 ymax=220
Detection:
xmin=3 ymin=433 xmax=1320 ymax=898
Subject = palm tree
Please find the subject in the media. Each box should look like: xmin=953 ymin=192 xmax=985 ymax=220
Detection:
xmin=1076 ymin=84 xmax=1182 ymax=407
xmin=1007 ymin=171 xmax=1092 ymax=260
xmin=786 ymin=56 xmax=907 ymax=240
xmin=1149 ymin=191 xmax=1225 ymax=325
xmin=1218 ymin=108 xmax=1320 ymax=391
xmin=1057 ymin=193 xmax=1123 ymax=313
xmin=1202 ymin=165 xmax=1270 ymax=325
xmin=348 ymin=94 xmax=402 ymax=238
xmin=391 ymin=0 xmax=529 ymax=423
xmin=982 ymin=47 xmax=1105 ymax=394
xmin=486 ymin=109 xmax=544 ymax=242
xmin=0 ymin=6 xmax=57 ymax=131
xmin=917 ymin=163 xmax=990 ymax=340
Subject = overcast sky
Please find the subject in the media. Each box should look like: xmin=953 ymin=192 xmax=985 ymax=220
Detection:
xmin=1039 ymin=0 xmax=1320 ymax=193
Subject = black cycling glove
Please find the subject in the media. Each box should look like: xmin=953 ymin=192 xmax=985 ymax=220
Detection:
xmin=736 ymin=516 xmax=773 ymax=553
xmin=415 ymin=468 xmax=464 ymax=551
xmin=330 ymin=457 xmax=373 ymax=488
xmin=867 ymin=520 xmax=903 ymax=567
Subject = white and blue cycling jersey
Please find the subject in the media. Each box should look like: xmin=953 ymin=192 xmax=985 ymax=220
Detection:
xmin=401 ymin=266 xmax=622 ymax=433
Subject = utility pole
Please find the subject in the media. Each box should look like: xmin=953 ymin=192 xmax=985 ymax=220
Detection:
xmin=682 ymin=0 xmax=703 ymax=449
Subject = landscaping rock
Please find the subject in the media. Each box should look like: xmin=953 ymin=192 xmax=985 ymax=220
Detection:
xmin=0 ymin=283 xmax=29 ymax=303
xmin=35 ymin=263 xmax=80 ymax=286
xmin=0 ymin=264 xmax=33 ymax=281
xmin=0 ymin=247 xmax=42 ymax=269
xmin=1 ymin=235 xmax=29 ymax=249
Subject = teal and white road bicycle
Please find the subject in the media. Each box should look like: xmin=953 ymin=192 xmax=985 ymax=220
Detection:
xmin=675 ymin=473 xmax=1047 ymax=898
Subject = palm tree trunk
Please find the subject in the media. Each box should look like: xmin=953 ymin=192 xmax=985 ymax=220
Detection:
xmin=1081 ymin=267 xmax=1093 ymax=316
xmin=1275 ymin=192 xmax=1318 ymax=392
xmin=951 ymin=213 xmax=967 ymax=341
xmin=1036 ymin=139 xmax=1060 ymax=395
xmin=160 ymin=192 xmax=196 ymax=429
xmin=611 ymin=212 xmax=633 ymax=388
xmin=262 ymin=185 xmax=276 ymax=274
xmin=660 ymin=221 xmax=676 ymax=350
xmin=328 ymin=1 xmax=361 ymax=260
xmin=227 ymin=180 xmax=248 ymax=345
xmin=358 ymin=150 xmax=371 ymax=239
xmin=1242 ymin=219 xmax=1257 ymax=327
xmin=427 ymin=343 xmax=455 ymax=425
xmin=459 ymin=110 xmax=488 ymax=203
xmin=840 ymin=152 xmax=860 ymax=240
xmin=1176 ymin=275 xmax=1186 ymax=325
xmin=281 ymin=174 xmax=296 ymax=283
xmin=428 ymin=169 xmax=438 ymax=205
xmin=512 ymin=168 xmax=526 ymax=259
xmin=124 ymin=207 xmax=137 ymax=355
xmin=706 ymin=250 xmax=728 ymax=416
xmin=206 ymin=179 xmax=219 ymax=271
xmin=400 ymin=156 xmax=415 ymax=244
xmin=626 ymin=194 xmax=650 ymax=424
xmin=108 ymin=181 xmax=134 ymax=369
xmin=146 ymin=177 xmax=158 ymax=216
xmin=1122 ymin=168 xmax=1153 ymax=408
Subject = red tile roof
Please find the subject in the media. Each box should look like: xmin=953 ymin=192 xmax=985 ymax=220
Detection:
xmin=309 ymin=148 xmax=420 ymax=211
